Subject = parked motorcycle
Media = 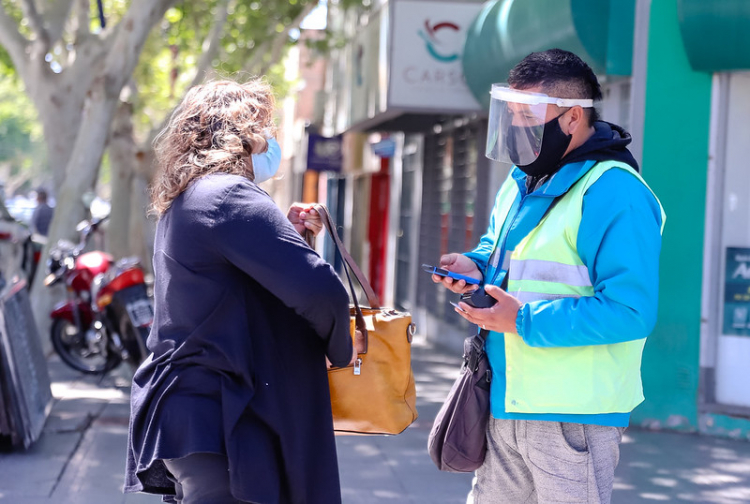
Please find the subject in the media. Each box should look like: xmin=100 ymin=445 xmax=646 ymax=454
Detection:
xmin=44 ymin=217 xmax=153 ymax=374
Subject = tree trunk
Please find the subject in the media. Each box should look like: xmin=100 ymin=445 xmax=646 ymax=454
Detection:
xmin=129 ymin=171 xmax=156 ymax=275
xmin=134 ymin=146 xmax=158 ymax=270
xmin=109 ymin=99 xmax=156 ymax=274
xmin=21 ymin=33 xmax=110 ymax=189
xmin=30 ymin=83 xmax=84 ymax=189
xmin=107 ymin=101 xmax=135 ymax=260
xmin=28 ymin=0 xmax=179 ymax=343
xmin=29 ymin=84 xmax=117 ymax=350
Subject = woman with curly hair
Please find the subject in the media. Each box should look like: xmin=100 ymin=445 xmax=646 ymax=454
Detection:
xmin=124 ymin=79 xmax=355 ymax=504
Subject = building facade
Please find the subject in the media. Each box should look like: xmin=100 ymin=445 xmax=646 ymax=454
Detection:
xmin=309 ymin=0 xmax=750 ymax=439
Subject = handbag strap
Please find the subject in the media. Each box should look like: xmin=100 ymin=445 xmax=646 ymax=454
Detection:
xmin=303 ymin=204 xmax=380 ymax=354
xmin=309 ymin=204 xmax=381 ymax=308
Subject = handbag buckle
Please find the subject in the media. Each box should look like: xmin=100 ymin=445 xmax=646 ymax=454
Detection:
xmin=353 ymin=357 xmax=362 ymax=375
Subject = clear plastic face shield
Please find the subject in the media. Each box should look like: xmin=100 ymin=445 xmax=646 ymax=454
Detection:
xmin=485 ymin=84 xmax=594 ymax=166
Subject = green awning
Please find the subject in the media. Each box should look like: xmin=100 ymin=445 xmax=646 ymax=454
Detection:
xmin=462 ymin=0 xmax=634 ymax=108
xmin=678 ymin=0 xmax=750 ymax=72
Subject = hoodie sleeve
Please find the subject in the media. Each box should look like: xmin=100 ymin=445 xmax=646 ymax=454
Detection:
xmin=463 ymin=213 xmax=497 ymax=275
xmin=464 ymin=185 xmax=519 ymax=276
xmin=516 ymin=168 xmax=663 ymax=347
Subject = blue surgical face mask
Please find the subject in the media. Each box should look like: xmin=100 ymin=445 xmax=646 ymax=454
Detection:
xmin=251 ymin=137 xmax=281 ymax=183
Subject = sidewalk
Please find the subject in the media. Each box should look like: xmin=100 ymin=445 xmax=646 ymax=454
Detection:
xmin=1 ymin=339 xmax=750 ymax=503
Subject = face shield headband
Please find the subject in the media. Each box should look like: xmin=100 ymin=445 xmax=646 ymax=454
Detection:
xmin=485 ymin=85 xmax=594 ymax=167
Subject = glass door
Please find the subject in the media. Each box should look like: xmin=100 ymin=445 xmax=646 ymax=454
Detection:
xmin=714 ymin=72 xmax=750 ymax=408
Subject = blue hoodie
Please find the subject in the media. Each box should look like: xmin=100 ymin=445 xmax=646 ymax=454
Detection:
xmin=465 ymin=122 xmax=663 ymax=427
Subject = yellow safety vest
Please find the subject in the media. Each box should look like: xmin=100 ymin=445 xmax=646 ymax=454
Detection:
xmin=498 ymin=160 xmax=666 ymax=414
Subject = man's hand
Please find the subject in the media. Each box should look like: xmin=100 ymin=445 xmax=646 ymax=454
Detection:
xmin=454 ymin=284 xmax=522 ymax=334
xmin=287 ymin=203 xmax=323 ymax=237
xmin=432 ymin=253 xmax=482 ymax=294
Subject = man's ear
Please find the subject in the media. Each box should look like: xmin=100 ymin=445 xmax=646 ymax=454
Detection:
xmin=563 ymin=106 xmax=586 ymax=135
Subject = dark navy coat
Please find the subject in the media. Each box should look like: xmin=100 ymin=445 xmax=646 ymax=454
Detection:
xmin=124 ymin=174 xmax=353 ymax=503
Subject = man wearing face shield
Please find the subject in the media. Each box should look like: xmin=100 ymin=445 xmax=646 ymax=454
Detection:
xmin=432 ymin=49 xmax=666 ymax=503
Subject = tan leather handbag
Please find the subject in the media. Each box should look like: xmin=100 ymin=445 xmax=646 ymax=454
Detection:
xmin=309 ymin=205 xmax=418 ymax=435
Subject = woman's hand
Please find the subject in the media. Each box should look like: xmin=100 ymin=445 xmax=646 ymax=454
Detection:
xmin=432 ymin=253 xmax=482 ymax=294
xmin=351 ymin=329 xmax=365 ymax=364
xmin=348 ymin=337 xmax=359 ymax=367
xmin=287 ymin=203 xmax=323 ymax=237
xmin=326 ymin=330 xmax=365 ymax=369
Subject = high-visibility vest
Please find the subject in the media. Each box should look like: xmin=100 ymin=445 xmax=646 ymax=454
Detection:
xmin=495 ymin=160 xmax=666 ymax=414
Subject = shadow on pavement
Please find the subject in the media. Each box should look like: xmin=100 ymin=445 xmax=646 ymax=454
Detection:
xmin=3 ymin=338 xmax=750 ymax=503
xmin=615 ymin=428 xmax=750 ymax=503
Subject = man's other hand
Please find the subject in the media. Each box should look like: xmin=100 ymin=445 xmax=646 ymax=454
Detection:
xmin=454 ymin=284 xmax=522 ymax=334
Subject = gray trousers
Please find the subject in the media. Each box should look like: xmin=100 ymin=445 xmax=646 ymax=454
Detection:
xmin=468 ymin=418 xmax=625 ymax=504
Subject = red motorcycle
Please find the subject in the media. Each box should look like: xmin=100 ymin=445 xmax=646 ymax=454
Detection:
xmin=44 ymin=217 xmax=153 ymax=374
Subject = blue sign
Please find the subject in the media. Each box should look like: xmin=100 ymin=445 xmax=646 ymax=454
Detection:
xmin=724 ymin=247 xmax=750 ymax=336
xmin=307 ymin=134 xmax=342 ymax=172
xmin=371 ymin=138 xmax=396 ymax=158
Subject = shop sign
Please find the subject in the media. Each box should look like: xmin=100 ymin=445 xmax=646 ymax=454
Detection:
xmin=307 ymin=134 xmax=343 ymax=172
xmin=389 ymin=0 xmax=483 ymax=112
xmin=723 ymin=247 xmax=750 ymax=336
xmin=371 ymin=138 xmax=397 ymax=158
xmin=348 ymin=8 xmax=387 ymax=128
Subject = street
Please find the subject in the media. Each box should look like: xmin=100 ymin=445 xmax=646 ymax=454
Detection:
xmin=1 ymin=338 xmax=750 ymax=503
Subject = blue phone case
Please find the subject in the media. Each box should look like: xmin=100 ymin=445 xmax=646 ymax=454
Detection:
xmin=422 ymin=264 xmax=480 ymax=285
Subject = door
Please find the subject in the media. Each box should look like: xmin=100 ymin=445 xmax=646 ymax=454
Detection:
xmin=713 ymin=72 xmax=750 ymax=409
xmin=702 ymin=72 xmax=750 ymax=413
xmin=394 ymin=134 xmax=423 ymax=312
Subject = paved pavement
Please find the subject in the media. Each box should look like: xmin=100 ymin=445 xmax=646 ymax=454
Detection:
xmin=2 ymin=337 xmax=750 ymax=503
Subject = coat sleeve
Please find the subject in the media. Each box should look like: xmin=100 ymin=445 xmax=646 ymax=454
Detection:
xmin=516 ymin=169 xmax=664 ymax=348
xmin=211 ymin=180 xmax=353 ymax=367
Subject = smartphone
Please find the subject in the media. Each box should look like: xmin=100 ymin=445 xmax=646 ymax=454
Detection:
xmin=461 ymin=287 xmax=497 ymax=308
xmin=449 ymin=301 xmax=467 ymax=313
xmin=422 ymin=264 xmax=481 ymax=285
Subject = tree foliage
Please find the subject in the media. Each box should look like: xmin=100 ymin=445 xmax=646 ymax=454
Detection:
xmin=1 ymin=0 xmax=366 ymax=166
xmin=130 ymin=0 xmax=328 ymax=137
xmin=0 ymin=0 xmax=367 ymax=334
xmin=0 ymin=58 xmax=44 ymax=187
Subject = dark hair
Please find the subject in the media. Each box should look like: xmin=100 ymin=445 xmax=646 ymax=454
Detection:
xmin=37 ymin=189 xmax=48 ymax=202
xmin=508 ymin=48 xmax=602 ymax=125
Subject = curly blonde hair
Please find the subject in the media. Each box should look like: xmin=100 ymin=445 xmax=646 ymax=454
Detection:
xmin=150 ymin=78 xmax=277 ymax=216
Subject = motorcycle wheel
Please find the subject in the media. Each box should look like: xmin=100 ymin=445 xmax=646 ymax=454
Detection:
xmin=118 ymin=312 xmax=149 ymax=371
xmin=50 ymin=318 xmax=121 ymax=375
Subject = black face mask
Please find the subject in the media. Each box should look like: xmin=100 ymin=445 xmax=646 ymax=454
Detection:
xmin=507 ymin=112 xmax=572 ymax=178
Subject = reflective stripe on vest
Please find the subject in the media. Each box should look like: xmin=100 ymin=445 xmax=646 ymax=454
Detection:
xmin=509 ymin=259 xmax=592 ymax=287
xmin=496 ymin=160 xmax=665 ymax=415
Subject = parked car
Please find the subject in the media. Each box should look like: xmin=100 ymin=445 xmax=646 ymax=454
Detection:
xmin=4 ymin=195 xmax=36 ymax=227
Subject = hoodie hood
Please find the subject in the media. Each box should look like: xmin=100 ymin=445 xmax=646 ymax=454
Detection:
xmin=561 ymin=121 xmax=640 ymax=173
